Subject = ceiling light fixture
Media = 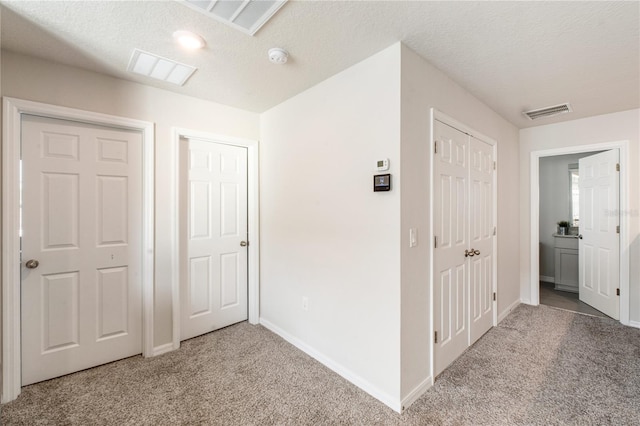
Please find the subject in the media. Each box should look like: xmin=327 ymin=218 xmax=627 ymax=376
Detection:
xmin=268 ymin=48 xmax=288 ymax=65
xmin=173 ymin=30 xmax=206 ymax=50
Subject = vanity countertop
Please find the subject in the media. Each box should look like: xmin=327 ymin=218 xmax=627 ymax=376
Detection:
xmin=553 ymin=233 xmax=579 ymax=238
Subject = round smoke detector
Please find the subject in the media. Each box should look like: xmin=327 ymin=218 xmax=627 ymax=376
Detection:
xmin=268 ymin=48 xmax=289 ymax=65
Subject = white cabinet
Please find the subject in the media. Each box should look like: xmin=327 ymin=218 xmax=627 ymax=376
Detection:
xmin=554 ymin=235 xmax=579 ymax=293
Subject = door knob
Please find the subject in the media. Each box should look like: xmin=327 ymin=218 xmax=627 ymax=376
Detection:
xmin=578 ymin=234 xmax=583 ymax=239
xmin=240 ymin=241 xmax=248 ymax=247
xmin=465 ymin=249 xmax=474 ymax=257
xmin=473 ymin=249 xmax=480 ymax=256
xmin=25 ymin=259 xmax=39 ymax=269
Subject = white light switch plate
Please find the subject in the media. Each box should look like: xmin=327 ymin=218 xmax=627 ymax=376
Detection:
xmin=409 ymin=228 xmax=418 ymax=247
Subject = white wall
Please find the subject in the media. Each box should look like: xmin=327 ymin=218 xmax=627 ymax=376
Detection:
xmin=260 ymin=42 xmax=521 ymax=411
xmin=1 ymin=50 xmax=260 ymax=347
xmin=259 ymin=44 xmax=403 ymax=407
xmin=399 ymin=45 xmax=521 ymax=400
xmin=538 ymin=153 xmax=595 ymax=278
xmin=520 ymin=109 xmax=640 ymax=322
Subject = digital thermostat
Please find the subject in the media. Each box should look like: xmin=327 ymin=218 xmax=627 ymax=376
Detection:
xmin=376 ymin=158 xmax=390 ymax=171
xmin=374 ymin=174 xmax=391 ymax=192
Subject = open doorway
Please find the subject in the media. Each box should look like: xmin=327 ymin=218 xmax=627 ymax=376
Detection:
xmin=529 ymin=141 xmax=630 ymax=325
xmin=538 ymin=151 xmax=611 ymax=318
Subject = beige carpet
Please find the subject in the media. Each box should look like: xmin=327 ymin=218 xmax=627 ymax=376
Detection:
xmin=2 ymin=304 xmax=639 ymax=425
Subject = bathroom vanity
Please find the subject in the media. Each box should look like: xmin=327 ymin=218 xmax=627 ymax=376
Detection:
xmin=553 ymin=234 xmax=579 ymax=293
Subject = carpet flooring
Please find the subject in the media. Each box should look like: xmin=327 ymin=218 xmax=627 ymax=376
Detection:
xmin=2 ymin=304 xmax=639 ymax=425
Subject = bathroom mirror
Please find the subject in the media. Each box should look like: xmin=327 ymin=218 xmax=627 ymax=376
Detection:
xmin=568 ymin=163 xmax=579 ymax=227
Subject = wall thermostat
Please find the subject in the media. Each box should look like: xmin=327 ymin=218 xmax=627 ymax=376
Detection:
xmin=376 ymin=158 xmax=390 ymax=171
xmin=374 ymin=174 xmax=391 ymax=192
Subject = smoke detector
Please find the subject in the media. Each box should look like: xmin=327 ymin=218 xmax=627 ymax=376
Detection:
xmin=268 ymin=48 xmax=289 ymax=65
xmin=523 ymin=103 xmax=573 ymax=120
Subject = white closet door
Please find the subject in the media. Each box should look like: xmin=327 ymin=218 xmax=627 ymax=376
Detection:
xmin=578 ymin=150 xmax=619 ymax=319
xmin=468 ymin=136 xmax=494 ymax=344
xmin=433 ymin=121 xmax=469 ymax=377
xmin=21 ymin=115 xmax=143 ymax=385
xmin=180 ymin=138 xmax=248 ymax=341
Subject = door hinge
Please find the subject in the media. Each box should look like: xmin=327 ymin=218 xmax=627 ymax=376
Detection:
xmin=493 ymin=292 xmax=497 ymax=301
xmin=616 ymin=163 xmax=620 ymax=172
xmin=616 ymin=225 xmax=620 ymax=234
xmin=616 ymin=288 xmax=620 ymax=296
xmin=493 ymin=226 xmax=497 ymax=236
xmin=434 ymin=331 xmax=438 ymax=344
xmin=434 ymin=141 xmax=438 ymax=154
xmin=434 ymin=236 xmax=438 ymax=248
xmin=493 ymin=161 xmax=496 ymax=170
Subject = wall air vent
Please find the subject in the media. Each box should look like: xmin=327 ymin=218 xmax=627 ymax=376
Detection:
xmin=127 ymin=49 xmax=197 ymax=86
xmin=523 ymin=103 xmax=573 ymax=120
xmin=179 ymin=0 xmax=287 ymax=36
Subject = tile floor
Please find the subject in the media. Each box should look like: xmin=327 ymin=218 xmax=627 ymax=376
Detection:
xmin=539 ymin=281 xmax=610 ymax=318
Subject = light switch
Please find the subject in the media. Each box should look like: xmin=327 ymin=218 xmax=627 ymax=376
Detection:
xmin=409 ymin=228 xmax=418 ymax=247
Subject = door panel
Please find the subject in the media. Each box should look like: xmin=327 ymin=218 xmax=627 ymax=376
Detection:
xmin=469 ymin=136 xmax=494 ymax=344
xmin=434 ymin=121 xmax=469 ymax=376
xmin=579 ymin=150 xmax=619 ymax=319
xmin=180 ymin=139 xmax=248 ymax=341
xmin=22 ymin=115 xmax=143 ymax=385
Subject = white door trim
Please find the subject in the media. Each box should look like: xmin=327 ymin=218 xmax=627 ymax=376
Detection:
xmin=2 ymin=97 xmax=155 ymax=403
xmin=528 ymin=141 xmax=630 ymax=325
xmin=171 ymin=127 xmax=259 ymax=351
xmin=429 ymin=109 xmax=498 ymax=379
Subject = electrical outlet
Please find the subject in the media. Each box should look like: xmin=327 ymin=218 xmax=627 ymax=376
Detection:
xmin=302 ymin=296 xmax=309 ymax=311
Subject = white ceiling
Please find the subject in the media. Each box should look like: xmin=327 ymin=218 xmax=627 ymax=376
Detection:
xmin=1 ymin=1 xmax=638 ymax=129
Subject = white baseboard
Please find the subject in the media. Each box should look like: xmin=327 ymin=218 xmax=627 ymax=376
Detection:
xmin=629 ymin=320 xmax=640 ymax=329
xmin=401 ymin=376 xmax=432 ymax=412
xmin=540 ymin=275 xmax=555 ymax=283
xmin=259 ymin=317 xmax=402 ymax=413
xmin=152 ymin=342 xmax=176 ymax=357
xmin=498 ymin=299 xmax=521 ymax=323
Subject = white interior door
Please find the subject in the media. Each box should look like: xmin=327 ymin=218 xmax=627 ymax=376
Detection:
xmin=578 ymin=149 xmax=619 ymax=319
xmin=468 ymin=136 xmax=494 ymax=344
xmin=434 ymin=120 xmax=495 ymax=377
xmin=433 ymin=121 xmax=469 ymax=376
xmin=21 ymin=115 xmax=143 ymax=386
xmin=180 ymin=138 xmax=248 ymax=341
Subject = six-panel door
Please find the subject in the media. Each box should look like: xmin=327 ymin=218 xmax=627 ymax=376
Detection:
xmin=21 ymin=115 xmax=143 ymax=385
xmin=180 ymin=138 xmax=248 ymax=341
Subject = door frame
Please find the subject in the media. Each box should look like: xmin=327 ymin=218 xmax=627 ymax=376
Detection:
xmin=528 ymin=141 xmax=630 ymax=325
xmin=171 ymin=128 xmax=259 ymax=350
xmin=429 ymin=109 xmax=498 ymax=380
xmin=2 ymin=97 xmax=155 ymax=403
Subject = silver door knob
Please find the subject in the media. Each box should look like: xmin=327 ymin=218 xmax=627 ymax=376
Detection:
xmin=578 ymin=234 xmax=583 ymax=239
xmin=473 ymin=249 xmax=480 ymax=256
xmin=25 ymin=259 xmax=39 ymax=269
xmin=240 ymin=241 xmax=248 ymax=247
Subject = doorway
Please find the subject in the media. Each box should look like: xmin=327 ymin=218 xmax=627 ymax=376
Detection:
xmin=538 ymin=151 xmax=613 ymax=318
xmin=179 ymin=137 xmax=249 ymax=340
xmin=2 ymin=97 xmax=155 ymax=403
xmin=528 ymin=141 xmax=630 ymax=325
xmin=170 ymin=128 xmax=260 ymax=351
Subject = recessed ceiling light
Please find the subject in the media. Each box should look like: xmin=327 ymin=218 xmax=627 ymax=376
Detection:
xmin=173 ymin=30 xmax=206 ymax=50
xmin=127 ymin=49 xmax=197 ymax=86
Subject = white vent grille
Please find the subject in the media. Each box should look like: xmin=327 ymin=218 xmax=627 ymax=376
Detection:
xmin=127 ymin=49 xmax=197 ymax=86
xmin=523 ymin=103 xmax=573 ymax=120
xmin=179 ymin=0 xmax=287 ymax=36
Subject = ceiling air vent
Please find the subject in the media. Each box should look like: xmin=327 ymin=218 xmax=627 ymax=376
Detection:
xmin=179 ymin=0 xmax=287 ymax=36
xmin=127 ymin=49 xmax=197 ymax=86
xmin=523 ymin=103 xmax=573 ymax=121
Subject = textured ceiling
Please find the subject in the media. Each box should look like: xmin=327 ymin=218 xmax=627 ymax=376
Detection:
xmin=1 ymin=1 xmax=638 ymax=128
